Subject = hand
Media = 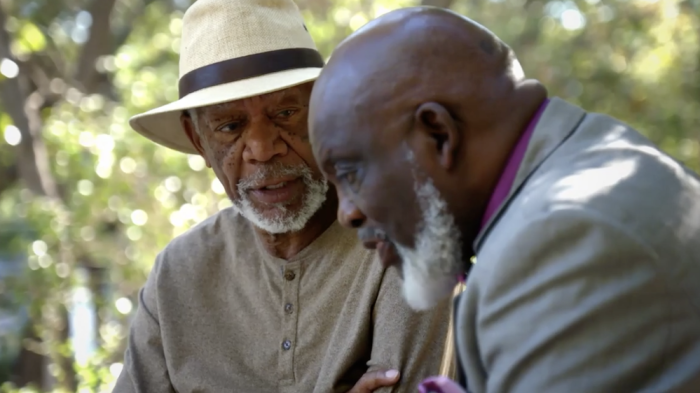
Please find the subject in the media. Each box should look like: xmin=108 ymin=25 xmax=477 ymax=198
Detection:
xmin=349 ymin=369 xmax=400 ymax=393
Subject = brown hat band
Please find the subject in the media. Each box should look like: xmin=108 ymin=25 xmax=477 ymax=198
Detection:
xmin=178 ymin=48 xmax=324 ymax=99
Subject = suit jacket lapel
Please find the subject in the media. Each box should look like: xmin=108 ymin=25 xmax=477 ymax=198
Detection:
xmin=471 ymin=98 xmax=587 ymax=253
xmin=452 ymin=291 xmax=468 ymax=388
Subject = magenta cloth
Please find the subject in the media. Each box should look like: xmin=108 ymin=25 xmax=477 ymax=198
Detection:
xmin=417 ymin=376 xmax=467 ymax=393
xmin=457 ymin=100 xmax=549 ymax=280
xmin=480 ymin=98 xmax=549 ymax=229
xmin=434 ymin=101 xmax=551 ymax=391
xmin=433 ymin=101 xmax=551 ymax=390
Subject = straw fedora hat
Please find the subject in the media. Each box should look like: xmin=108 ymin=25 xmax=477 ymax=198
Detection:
xmin=129 ymin=0 xmax=324 ymax=154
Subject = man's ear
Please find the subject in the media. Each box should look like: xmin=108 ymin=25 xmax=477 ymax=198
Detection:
xmin=180 ymin=112 xmax=211 ymax=168
xmin=413 ymin=102 xmax=460 ymax=170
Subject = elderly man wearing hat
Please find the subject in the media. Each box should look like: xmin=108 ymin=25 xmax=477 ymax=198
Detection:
xmin=113 ymin=0 xmax=455 ymax=392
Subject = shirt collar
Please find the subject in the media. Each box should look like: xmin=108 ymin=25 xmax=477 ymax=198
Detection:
xmin=479 ymin=98 xmax=550 ymax=230
xmin=458 ymin=98 xmax=549 ymax=283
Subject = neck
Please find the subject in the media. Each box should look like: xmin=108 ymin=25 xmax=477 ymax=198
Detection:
xmin=453 ymin=81 xmax=547 ymax=252
xmin=254 ymin=191 xmax=338 ymax=260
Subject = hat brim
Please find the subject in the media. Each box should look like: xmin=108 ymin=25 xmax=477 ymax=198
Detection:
xmin=129 ymin=67 xmax=322 ymax=154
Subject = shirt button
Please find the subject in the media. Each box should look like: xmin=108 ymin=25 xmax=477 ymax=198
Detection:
xmin=284 ymin=270 xmax=296 ymax=281
xmin=282 ymin=340 xmax=292 ymax=350
xmin=284 ymin=303 xmax=293 ymax=314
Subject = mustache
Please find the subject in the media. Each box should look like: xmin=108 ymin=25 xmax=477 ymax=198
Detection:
xmin=358 ymin=227 xmax=388 ymax=242
xmin=237 ymin=162 xmax=312 ymax=192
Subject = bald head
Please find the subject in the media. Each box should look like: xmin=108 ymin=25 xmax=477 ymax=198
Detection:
xmin=311 ymin=7 xmax=534 ymax=139
xmin=308 ymin=7 xmax=547 ymax=272
xmin=332 ymin=7 xmax=520 ymax=80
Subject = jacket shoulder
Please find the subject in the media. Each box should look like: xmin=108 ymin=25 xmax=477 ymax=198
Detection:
xmin=502 ymin=110 xmax=700 ymax=255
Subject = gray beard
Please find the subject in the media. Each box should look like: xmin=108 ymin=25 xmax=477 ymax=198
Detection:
xmin=232 ymin=162 xmax=328 ymax=234
xmin=395 ymin=159 xmax=463 ymax=310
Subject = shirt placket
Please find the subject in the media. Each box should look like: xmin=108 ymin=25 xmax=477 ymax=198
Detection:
xmin=278 ymin=261 xmax=301 ymax=389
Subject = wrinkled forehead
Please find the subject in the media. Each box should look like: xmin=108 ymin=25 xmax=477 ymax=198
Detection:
xmin=309 ymin=115 xmax=361 ymax=166
xmin=309 ymin=70 xmax=405 ymax=167
xmin=310 ymin=103 xmax=385 ymax=161
xmin=199 ymin=84 xmax=312 ymax=116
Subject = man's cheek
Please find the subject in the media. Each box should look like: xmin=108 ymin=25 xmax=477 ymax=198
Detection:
xmin=364 ymin=196 xmax=397 ymax=237
xmin=385 ymin=202 xmax=418 ymax=249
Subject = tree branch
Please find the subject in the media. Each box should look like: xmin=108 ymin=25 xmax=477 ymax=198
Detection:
xmin=0 ymin=5 xmax=58 ymax=199
xmin=113 ymin=0 xmax=163 ymax=49
xmin=0 ymin=158 xmax=17 ymax=195
xmin=74 ymin=0 xmax=118 ymax=94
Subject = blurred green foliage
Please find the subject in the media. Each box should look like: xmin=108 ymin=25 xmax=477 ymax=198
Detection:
xmin=0 ymin=0 xmax=697 ymax=391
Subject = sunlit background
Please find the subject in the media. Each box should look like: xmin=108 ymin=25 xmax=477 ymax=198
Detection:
xmin=0 ymin=0 xmax=698 ymax=391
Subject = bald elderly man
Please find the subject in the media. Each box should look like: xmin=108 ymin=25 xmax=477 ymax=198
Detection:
xmin=115 ymin=1 xmax=456 ymax=392
xmin=308 ymin=6 xmax=700 ymax=393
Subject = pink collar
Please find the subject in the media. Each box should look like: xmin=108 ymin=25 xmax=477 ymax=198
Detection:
xmin=425 ymin=102 xmax=551 ymax=392
xmin=458 ymin=99 xmax=549 ymax=283
xmin=479 ymin=99 xmax=549 ymax=229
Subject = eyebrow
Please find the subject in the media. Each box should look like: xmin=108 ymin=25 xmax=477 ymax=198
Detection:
xmin=208 ymin=115 xmax=245 ymax=124
xmin=318 ymin=146 xmax=337 ymax=173
xmin=273 ymin=92 xmax=304 ymax=106
xmin=203 ymin=102 xmax=246 ymax=115
xmin=202 ymin=108 xmax=247 ymax=121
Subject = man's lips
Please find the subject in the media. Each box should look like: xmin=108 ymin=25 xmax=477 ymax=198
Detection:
xmin=250 ymin=176 xmax=298 ymax=190
xmin=358 ymin=227 xmax=401 ymax=267
xmin=377 ymin=241 xmax=400 ymax=268
xmin=246 ymin=177 xmax=302 ymax=204
xmin=362 ymin=239 xmax=401 ymax=268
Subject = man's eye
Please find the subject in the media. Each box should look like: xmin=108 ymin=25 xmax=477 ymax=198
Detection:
xmin=218 ymin=122 xmax=241 ymax=132
xmin=276 ymin=109 xmax=297 ymax=118
xmin=337 ymin=170 xmax=357 ymax=186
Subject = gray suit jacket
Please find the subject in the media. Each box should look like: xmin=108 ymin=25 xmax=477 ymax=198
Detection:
xmin=456 ymin=98 xmax=700 ymax=393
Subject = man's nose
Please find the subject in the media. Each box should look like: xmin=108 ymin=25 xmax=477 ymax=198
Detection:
xmin=242 ymin=118 xmax=288 ymax=163
xmin=337 ymin=196 xmax=366 ymax=229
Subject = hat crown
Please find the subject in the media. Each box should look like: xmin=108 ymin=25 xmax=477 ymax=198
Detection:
xmin=179 ymin=0 xmax=317 ymax=78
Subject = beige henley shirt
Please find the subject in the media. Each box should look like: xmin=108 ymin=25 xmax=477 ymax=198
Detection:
xmin=114 ymin=207 xmax=455 ymax=392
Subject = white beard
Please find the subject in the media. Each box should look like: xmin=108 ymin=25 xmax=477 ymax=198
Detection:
xmin=394 ymin=173 xmax=463 ymax=311
xmin=232 ymin=162 xmax=328 ymax=234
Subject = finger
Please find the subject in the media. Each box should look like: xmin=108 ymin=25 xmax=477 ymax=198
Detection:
xmin=350 ymin=369 xmax=400 ymax=393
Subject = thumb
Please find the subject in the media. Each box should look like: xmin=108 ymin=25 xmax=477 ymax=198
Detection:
xmin=350 ymin=369 xmax=401 ymax=393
